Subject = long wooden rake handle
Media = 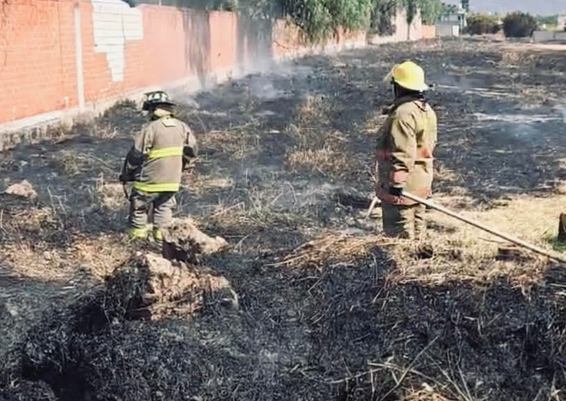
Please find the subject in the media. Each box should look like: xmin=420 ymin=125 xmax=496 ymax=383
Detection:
xmin=401 ymin=191 xmax=566 ymax=264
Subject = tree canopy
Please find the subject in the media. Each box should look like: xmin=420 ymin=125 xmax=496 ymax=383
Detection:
xmin=123 ymin=0 xmax=450 ymax=42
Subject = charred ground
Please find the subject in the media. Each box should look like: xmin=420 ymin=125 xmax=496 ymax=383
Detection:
xmin=2 ymin=39 xmax=566 ymax=401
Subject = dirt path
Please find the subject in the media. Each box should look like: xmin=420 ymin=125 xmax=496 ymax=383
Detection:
xmin=2 ymin=39 xmax=566 ymax=401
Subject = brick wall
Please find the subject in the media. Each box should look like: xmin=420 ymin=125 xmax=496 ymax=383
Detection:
xmin=422 ymin=25 xmax=437 ymax=39
xmin=0 ymin=0 xmax=424 ymax=140
xmin=0 ymin=0 xmax=77 ymax=122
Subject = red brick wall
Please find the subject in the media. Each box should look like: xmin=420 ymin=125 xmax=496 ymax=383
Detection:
xmin=422 ymin=25 xmax=437 ymax=39
xmin=0 ymin=0 xmax=404 ymax=127
xmin=0 ymin=0 xmax=77 ymax=122
xmin=209 ymin=11 xmax=237 ymax=72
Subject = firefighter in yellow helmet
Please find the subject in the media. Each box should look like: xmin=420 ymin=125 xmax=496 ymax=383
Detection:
xmin=120 ymin=91 xmax=198 ymax=244
xmin=375 ymin=61 xmax=438 ymax=239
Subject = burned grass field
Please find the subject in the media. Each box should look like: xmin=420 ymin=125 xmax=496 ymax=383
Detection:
xmin=2 ymin=39 xmax=566 ymax=401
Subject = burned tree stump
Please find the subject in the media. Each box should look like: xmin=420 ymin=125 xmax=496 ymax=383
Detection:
xmin=558 ymin=213 xmax=566 ymax=243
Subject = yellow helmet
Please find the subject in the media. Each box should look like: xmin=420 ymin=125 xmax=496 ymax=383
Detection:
xmin=389 ymin=61 xmax=429 ymax=92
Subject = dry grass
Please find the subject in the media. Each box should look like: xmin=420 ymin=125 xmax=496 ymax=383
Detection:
xmin=52 ymin=151 xmax=114 ymax=177
xmin=184 ymin=173 xmax=234 ymax=197
xmin=90 ymin=122 xmax=119 ymax=139
xmin=44 ymin=121 xmax=72 ymax=144
xmin=199 ymin=126 xmax=262 ymax=161
xmin=434 ymin=162 xmax=466 ymax=188
xmin=207 ymin=205 xmax=307 ymax=233
xmin=384 ymin=193 xmax=566 ymax=288
xmin=296 ymin=94 xmax=331 ymax=121
xmin=285 ymin=95 xmax=359 ymax=177
xmin=57 ymin=152 xmax=84 ymax=175
xmin=403 ymin=388 xmax=455 ymax=401
xmin=95 ymin=181 xmax=127 ymax=210
xmin=0 ymin=204 xmax=55 ymax=233
xmin=230 ymin=132 xmax=261 ymax=161
xmin=1 ymin=243 xmax=69 ymax=281
xmin=0 ymin=176 xmax=129 ymax=282
xmin=0 ymin=233 xmax=129 ymax=282
xmin=71 ymin=235 xmax=131 ymax=278
xmin=364 ymin=111 xmax=388 ymax=136
xmin=286 ymin=147 xmax=351 ymax=176
xmin=271 ymin=233 xmax=396 ymax=270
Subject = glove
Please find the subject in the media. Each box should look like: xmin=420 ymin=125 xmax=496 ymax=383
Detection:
xmin=119 ymin=173 xmax=132 ymax=183
xmin=389 ymin=186 xmax=403 ymax=197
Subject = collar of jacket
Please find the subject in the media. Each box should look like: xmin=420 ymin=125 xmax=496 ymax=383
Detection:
xmin=151 ymin=108 xmax=173 ymax=120
xmin=388 ymin=94 xmax=427 ymax=115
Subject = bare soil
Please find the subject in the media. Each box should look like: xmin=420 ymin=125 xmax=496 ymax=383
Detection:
xmin=2 ymin=39 xmax=566 ymax=401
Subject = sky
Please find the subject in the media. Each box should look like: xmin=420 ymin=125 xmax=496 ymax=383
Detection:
xmin=444 ymin=0 xmax=565 ymax=15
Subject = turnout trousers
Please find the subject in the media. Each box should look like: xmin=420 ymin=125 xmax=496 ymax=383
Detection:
xmin=381 ymin=202 xmax=426 ymax=240
xmin=128 ymin=189 xmax=177 ymax=240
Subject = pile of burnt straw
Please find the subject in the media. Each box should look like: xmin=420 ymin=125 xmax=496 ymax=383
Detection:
xmin=3 ymin=222 xmax=566 ymax=401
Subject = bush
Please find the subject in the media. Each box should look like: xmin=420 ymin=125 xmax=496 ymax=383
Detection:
xmin=466 ymin=14 xmax=501 ymax=35
xmin=503 ymin=12 xmax=538 ymax=38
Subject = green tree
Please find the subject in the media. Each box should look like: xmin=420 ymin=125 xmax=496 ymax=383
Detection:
xmin=420 ymin=0 xmax=443 ymax=24
xmin=441 ymin=2 xmax=458 ymax=16
xmin=503 ymin=12 xmax=538 ymax=37
xmin=535 ymin=14 xmax=558 ymax=29
xmin=370 ymin=0 xmax=397 ymax=35
xmin=466 ymin=13 xmax=500 ymax=35
xmin=281 ymin=0 xmax=373 ymax=42
xmin=399 ymin=0 xmax=418 ymax=39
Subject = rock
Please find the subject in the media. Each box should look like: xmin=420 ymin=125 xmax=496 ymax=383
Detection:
xmin=161 ymin=218 xmax=229 ymax=263
xmin=5 ymin=180 xmax=37 ymax=199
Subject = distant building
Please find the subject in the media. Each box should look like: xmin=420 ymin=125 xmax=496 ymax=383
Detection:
xmin=436 ymin=5 xmax=467 ymax=37
xmin=558 ymin=15 xmax=566 ymax=31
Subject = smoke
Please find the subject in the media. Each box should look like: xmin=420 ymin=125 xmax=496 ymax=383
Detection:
xmin=434 ymin=74 xmax=479 ymax=91
xmin=554 ymin=105 xmax=566 ymax=123
xmin=473 ymin=113 xmax=562 ymax=124
xmin=472 ymin=108 xmax=565 ymax=142
xmin=246 ymin=64 xmax=314 ymax=101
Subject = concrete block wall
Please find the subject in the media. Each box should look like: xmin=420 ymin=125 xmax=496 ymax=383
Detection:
xmin=436 ymin=23 xmax=460 ymax=37
xmin=0 ymin=0 xmax=425 ymax=148
xmin=533 ymin=31 xmax=566 ymax=43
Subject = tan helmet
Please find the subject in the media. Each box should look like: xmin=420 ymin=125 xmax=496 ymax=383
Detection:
xmin=388 ymin=61 xmax=429 ymax=92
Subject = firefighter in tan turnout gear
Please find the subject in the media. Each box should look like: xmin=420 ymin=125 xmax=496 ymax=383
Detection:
xmin=120 ymin=91 xmax=198 ymax=242
xmin=376 ymin=61 xmax=437 ymax=239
